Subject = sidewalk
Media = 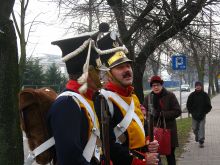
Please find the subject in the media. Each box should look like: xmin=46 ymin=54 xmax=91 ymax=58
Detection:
xmin=177 ymin=94 xmax=220 ymax=165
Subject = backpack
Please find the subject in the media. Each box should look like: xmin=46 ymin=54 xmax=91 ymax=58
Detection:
xmin=19 ymin=87 xmax=57 ymax=165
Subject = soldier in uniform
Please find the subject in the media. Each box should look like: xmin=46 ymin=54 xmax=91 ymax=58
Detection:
xmin=94 ymin=32 xmax=159 ymax=165
xmin=47 ymin=26 xmax=109 ymax=165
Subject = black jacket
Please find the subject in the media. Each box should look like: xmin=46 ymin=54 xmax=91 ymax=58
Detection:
xmin=186 ymin=90 xmax=212 ymax=121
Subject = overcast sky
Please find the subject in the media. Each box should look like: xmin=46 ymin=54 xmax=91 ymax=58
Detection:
xmin=13 ymin=0 xmax=71 ymax=57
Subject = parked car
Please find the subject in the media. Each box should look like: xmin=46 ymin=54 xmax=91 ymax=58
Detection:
xmin=181 ymin=84 xmax=190 ymax=92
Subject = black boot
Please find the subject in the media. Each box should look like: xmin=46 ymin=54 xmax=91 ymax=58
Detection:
xmin=199 ymin=140 xmax=204 ymax=148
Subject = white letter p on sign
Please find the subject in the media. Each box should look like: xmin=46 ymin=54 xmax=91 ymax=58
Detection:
xmin=176 ymin=57 xmax=183 ymax=68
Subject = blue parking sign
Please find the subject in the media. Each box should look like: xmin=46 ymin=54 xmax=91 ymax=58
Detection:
xmin=172 ymin=55 xmax=186 ymax=70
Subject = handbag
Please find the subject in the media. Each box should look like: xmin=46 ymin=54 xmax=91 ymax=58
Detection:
xmin=153 ymin=112 xmax=171 ymax=155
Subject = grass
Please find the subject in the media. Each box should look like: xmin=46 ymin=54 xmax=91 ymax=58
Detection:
xmin=160 ymin=117 xmax=192 ymax=165
xmin=176 ymin=117 xmax=192 ymax=158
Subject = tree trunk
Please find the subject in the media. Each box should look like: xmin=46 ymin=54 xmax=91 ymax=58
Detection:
xmin=19 ymin=38 xmax=26 ymax=87
xmin=0 ymin=18 xmax=24 ymax=165
xmin=197 ymin=69 xmax=204 ymax=85
xmin=17 ymin=0 xmax=27 ymax=88
xmin=133 ymin=62 xmax=146 ymax=103
xmin=208 ymin=58 xmax=215 ymax=96
xmin=214 ymin=75 xmax=219 ymax=93
xmin=212 ymin=59 xmax=219 ymax=93
xmin=88 ymin=0 xmax=93 ymax=31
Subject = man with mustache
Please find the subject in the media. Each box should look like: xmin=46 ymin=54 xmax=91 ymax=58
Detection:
xmin=94 ymin=32 xmax=159 ymax=165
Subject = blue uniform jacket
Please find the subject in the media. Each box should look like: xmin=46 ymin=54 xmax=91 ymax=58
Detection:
xmin=47 ymin=90 xmax=99 ymax=165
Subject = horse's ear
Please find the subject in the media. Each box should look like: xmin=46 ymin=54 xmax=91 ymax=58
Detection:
xmin=37 ymin=87 xmax=58 ymax=100
xmin=19 ymin=88 xmax=37 ymax=111
xmin=18 ymin=88 xmax=38 ymax=132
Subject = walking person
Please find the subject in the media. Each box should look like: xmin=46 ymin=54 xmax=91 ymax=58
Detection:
xmin=186 ymin=81 xmax=212 ymax=148
xmin=95 ymin=32 xmax=159 ymax=165
xmin=143 ymin=75 xmax=181 ymax=165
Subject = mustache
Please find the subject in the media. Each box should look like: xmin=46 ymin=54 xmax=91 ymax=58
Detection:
xmin=122 ymin=71 xmax=132 ymax=78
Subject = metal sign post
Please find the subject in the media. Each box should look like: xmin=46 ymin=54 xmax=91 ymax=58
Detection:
xmin=179 ymin=71 xmax=183 ymax=118
xmin=172 ymin=54 xmax=187 ymax=118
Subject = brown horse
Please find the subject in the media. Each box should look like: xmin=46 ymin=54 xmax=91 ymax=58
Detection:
xmin=19 ymin=87 xmax=57 ymax=164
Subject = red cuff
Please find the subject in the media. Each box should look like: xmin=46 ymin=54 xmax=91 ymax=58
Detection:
xmin=131 ymin=157 xmax=146 ymax=165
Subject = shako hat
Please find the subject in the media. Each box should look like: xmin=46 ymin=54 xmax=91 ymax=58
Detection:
xmin=51 ymin=23 xmax=110 ymax=93
xmin=97 ymin=31 xmax=131 ymax=69
xmin=51 ymin=22 xmax=110 ymax=74
xmin=52 ymin=32 xmax=100 ymax=75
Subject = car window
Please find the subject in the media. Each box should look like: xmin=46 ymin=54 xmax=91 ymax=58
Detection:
xmin=181 ymin=84 xmax=189 ymax=87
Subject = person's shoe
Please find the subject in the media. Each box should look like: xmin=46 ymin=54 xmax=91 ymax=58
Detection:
xmin=199 ymin=143 xmax=204 ymax=148
xmin=199 ymin=140 xmax=204 ymax=148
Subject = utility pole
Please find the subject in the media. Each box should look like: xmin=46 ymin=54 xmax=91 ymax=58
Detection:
xmin=179 ymin=71 xmax=182 ymax=119
xmin=208 ymin=10 xmax=215 ymax=96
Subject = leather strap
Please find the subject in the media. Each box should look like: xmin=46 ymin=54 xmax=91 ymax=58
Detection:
xmin=24 ymin=137 xmax=55 ymax=165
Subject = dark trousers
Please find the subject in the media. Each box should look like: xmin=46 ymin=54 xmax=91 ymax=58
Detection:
xmin=166 ymin=147 xmax=176 ymax=165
